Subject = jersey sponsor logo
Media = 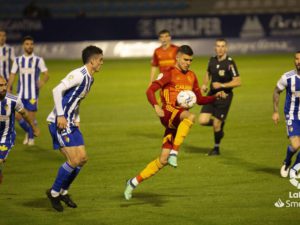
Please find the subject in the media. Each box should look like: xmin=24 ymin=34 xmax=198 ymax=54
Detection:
xmin=174 ymin=84 xmax=192 ymax=90
xmin=0 ymin=55 xmax=9 ymax=60
xmin=0 ymin=115 xmax=10 ymax=121
xmin=292 ymin=91 xmax=300 ymax=97
xmin=219 ymin=70 xmax=225 ymax=76
xmin=159 ymin=59 xmax=175 ymax=67
xmin=20 ymin=68 xmax=35 ymax=74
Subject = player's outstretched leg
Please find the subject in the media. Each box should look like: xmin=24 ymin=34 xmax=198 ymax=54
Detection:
xmin=124 ymin=157 xmax=164 ymax=200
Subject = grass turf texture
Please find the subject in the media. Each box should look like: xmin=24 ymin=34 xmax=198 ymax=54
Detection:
xmin=1 ymin=54 xmax=299 ymax=225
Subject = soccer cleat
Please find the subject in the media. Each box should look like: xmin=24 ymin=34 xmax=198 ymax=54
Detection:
xmin=207 ymin=148 xmax=220 ymax=156
xmin=28 ymin=139 xmax=35 ymax=146
xmin=168 ymin=154 xmax=178 ymax=168
xmin=280 ymin=164 xmax=290 ymax=178
xmin=46 ymin=189 xmax=64 ymax=212
xmin=23 ymin=133 xmax=28 ymax=145
xmin=124 ymin=180 xmax=134 ymax=200
xmin=60 ymin=194 xmax=77 ymax=208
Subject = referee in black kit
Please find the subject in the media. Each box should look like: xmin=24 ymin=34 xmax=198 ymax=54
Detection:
xmin=199 ymin=38 xmax=241 ymax=156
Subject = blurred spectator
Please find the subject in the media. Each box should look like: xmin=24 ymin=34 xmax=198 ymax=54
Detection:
xmin=23 ymin=0 xmax=51 ymax=19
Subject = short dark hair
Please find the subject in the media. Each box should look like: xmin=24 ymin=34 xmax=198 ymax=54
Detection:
xmin=216 ymin=38 xmax=227 ymax=44
xmin=22 ymin=35 xmax=34 ymax=43
xmin=82 ymin=45 xmax=103 ymax=64
xmin=158 ymin=29 xmax=170 ymax=36
xmin=178 ymin=45 xmax=193 ymax=56
xmin=0 ymin=28 xmax=5 ymax=33
xmin=296 ymin=50 xmax=300 ymax=54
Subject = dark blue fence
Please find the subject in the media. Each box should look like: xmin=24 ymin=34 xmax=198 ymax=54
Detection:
xmin=1 ymin=13 xmax=299 ymax=43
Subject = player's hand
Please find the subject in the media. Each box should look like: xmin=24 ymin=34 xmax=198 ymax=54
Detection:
xmin=154 ymin=105 xmax=164 ymax=117
xmin=57 ymin=116 xmax=68 ymax=129
xmin=215 ymin=91 xmax=227 ymax=99
xmin=212 ymin=82 xmax=223 ymax=89
xmin=272 ymin=112 xmax=280 ymax=125
xmin=33 ymin=126 xmax=40 ymax=137
xmin=38 ymin=80 xmax=45 ymax=89
xmin=201 ymin=84 xmax=208 ymax=94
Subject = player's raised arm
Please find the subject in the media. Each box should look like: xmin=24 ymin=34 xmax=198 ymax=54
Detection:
xmin=272 ymin=86 xmax=282 ymax=125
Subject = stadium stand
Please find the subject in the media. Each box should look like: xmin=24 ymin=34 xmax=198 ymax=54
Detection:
xmin=0 ymin=0 xmax=299 ymax=19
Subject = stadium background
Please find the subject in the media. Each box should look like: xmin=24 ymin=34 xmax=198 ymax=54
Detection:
xmin=1 ymin=0 xmax=300 ymax=224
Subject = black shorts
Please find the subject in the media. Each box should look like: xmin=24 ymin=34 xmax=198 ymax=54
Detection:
xmin=200 ymin=92 xmax=233 ymax=121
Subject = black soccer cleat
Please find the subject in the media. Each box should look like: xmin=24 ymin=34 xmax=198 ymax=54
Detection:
xmin=207 ymin=148 xmax=220 ymax=156
xmin=60 ymin=194 xmax=77 ymax=208
xmin=46 ymin=189 xmax=64 ymax=212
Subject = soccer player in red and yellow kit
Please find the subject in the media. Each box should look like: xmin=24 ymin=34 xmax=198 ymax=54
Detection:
xmin=149 ymin=29 xmax=179 ymax=85
xmin=124 ymin=45 xmax=226 ymax=200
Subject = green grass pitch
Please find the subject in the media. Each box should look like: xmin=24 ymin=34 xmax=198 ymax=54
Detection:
xmin=1 ymin=54 xmax=300 ymax=225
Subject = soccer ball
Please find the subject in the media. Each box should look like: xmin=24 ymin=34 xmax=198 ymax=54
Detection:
xmin=176 ymin=90 xmax=197 ymax=109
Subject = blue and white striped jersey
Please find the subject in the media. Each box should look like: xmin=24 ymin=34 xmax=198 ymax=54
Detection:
xmin=11 ymin=53 xmax=47 ymax=100
xmin=0 ymin=93 xmax=23 ymax=145
xmin=0 ymin=44 xmax=15 ymax=81
xmin=277 ymin=69 xmax=300 ymax=120
xmin=47 ymin=65 xmax=94 ymax=126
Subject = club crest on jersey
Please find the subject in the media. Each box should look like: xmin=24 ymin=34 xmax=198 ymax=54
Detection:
xmin=219 ymin=70 xmax=225 ymax=76
xmin=29 ymin=99 xmax=36 ymax=105
xmin=156 ymin=73 xmax=163 ymax=80
xmin=67 ymin=75 xmax=74 ymax=81
xmin=64 ymin=136 xmax=70 ymax=143
xmin=0 ymin=145 xmax=8 ymax=151
xmin=4 ymin=104 xmax=9 ymax=111
xmin=289 ymin=126 xmax=293 ymax=132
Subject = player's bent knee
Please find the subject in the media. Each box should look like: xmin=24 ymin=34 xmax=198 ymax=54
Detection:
xmin=79 ymin=157 xmax=88 ymax=166
xmin=188 ymin=113 xmax=195 ymax=123
xmin=198 ymin=116 xmax=209 ymax=125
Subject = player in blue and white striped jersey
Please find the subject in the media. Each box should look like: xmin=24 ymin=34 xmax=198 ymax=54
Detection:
xmin=0 ymin=75 xmax=39 ymax=185
xmin=273 ymin=51 xmax=300 ymax=178
xmin=46 ymin=45 xmax=103 ymax=212
xmin=0 ymin=29 xmax=15 ymax=82
xmin=7 ymin=36 xmax=49 ymax=146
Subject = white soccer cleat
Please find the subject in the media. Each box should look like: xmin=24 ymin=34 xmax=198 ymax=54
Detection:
xmin=124 ymin=180 xmax=134 ymax=200
xmin=23 ymin=133 xmax=28 ymax=145
xmin=28 ymin=139 xmax=35 ymax=146
xmin=168 ymin=155 xmax=178 ymax=168
xmin=280 ymin=164 xmax=289 ymax=178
